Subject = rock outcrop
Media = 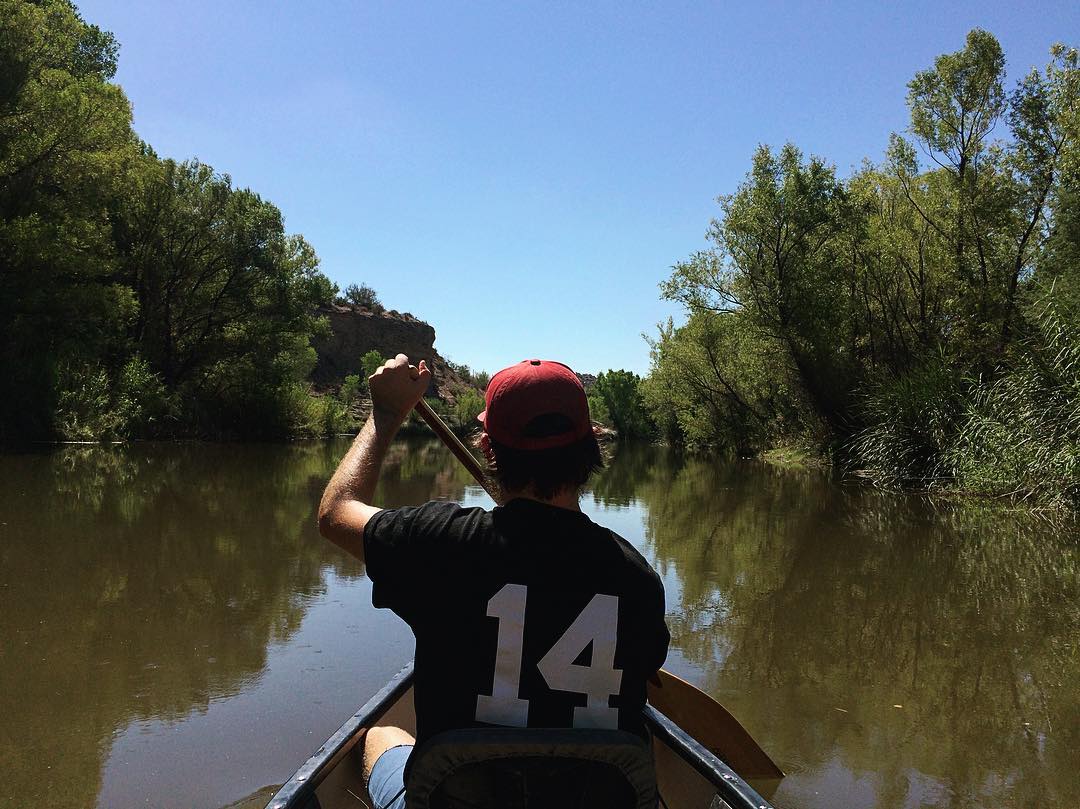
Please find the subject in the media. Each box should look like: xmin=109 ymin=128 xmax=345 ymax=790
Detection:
xmin=313 ymin=305 xmax=599 ymax=407
xmin=312 ymin=305 xmax=470 ymax=401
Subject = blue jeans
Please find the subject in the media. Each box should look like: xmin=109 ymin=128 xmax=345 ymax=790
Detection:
xmin=368 ymin=743 xmax=413 ymax=809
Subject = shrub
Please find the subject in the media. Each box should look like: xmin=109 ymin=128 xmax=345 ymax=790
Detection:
xmin=343 ymin=283 xmax=384 ymax=313
xmin=361 ymin=350 xmax=386 ymax=381
xmin=53 ymin=356 xmax=168 ymax=440
xmin=308 ymin=393 xmax=356 ymax=436
xmin=848 ymin=359 xmax=965 ymax=486
xmin=423 ymin=396 xmax=449 ymax=418
xmin=300 ymin=374 xmax=363 ymax=436
xmin=445 ymin=359 xmax=490 ymax=391
xmin=453 ymin=389 xmax=486 ymax=429
xmin=54 ymin=364 xmax=118 ymax=440
xmin=592 ymin=370 xmax=655 ymax=439
xmin=408 ymin=396 xmax=449 ymax=430
xmin=339 ymin=374 xmax=362 ymax=402
xmin=947 ymin=305 xmax=1080 ymax=508
xmin=116 ymin=356 xmax=170 ymax=435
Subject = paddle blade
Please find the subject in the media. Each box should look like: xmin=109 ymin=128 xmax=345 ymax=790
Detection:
xmin=648 ymin=669 xmax=784 ymax=781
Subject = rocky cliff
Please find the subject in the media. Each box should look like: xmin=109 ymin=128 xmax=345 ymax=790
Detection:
xmin=312 ymin=305 xmax=471 ymax=401
xmin=313 ymin=305 xmax=598 ymax=406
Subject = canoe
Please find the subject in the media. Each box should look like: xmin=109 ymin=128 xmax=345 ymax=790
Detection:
xmin=264 ymin=662 xmax=777 ymax=809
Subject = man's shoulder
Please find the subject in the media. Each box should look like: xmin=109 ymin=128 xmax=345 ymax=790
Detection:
xmin=562 ymin=514 xmax=663 ymax=601
xmin=365 ymin=500 xmax=495 ymax=559
xmin=371 ymin=499 xmax=490 ymax=531
xmin=363 ymin=500 xmax=495 ymax=603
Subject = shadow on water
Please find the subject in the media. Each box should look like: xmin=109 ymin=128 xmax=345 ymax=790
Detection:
xmin=0 ymin=438 xmax=1076 ymax=809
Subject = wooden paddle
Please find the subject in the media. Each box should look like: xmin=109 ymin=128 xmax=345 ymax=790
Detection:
xmin=413 ymin=398 xmax=784 ymax=781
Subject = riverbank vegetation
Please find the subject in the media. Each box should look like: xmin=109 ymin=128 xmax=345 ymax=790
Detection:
xmin=1 ymin=0 xmax=347 ymax=441
xmin=645 ymin=31 xmax=1080 ymax=508
xmin=588 ymin=370 xmax=654 ymax=439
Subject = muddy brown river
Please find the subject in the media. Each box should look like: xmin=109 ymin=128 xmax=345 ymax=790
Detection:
xmin=1 ymin=438 xmax=1076 ymax=808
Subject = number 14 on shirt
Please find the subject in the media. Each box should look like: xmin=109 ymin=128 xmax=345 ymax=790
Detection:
xmin=475 ymin=583 xmax=624 ymax=729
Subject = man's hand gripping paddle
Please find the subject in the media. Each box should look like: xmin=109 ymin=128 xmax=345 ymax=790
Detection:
xmin=412 ymin=399 xmax=784 ymax=781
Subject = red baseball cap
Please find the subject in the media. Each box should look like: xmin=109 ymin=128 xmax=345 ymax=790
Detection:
xmin=478 ymin=359 xmax=592 ymax=450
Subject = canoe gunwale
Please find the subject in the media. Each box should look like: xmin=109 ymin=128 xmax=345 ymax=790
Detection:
xmin=265 ymin=662 xmax=775 ymax=809
xmin=265 ymin=663 xmax=414 ymax=809
xmin=643 ymin=704 xmax=773 ymax=809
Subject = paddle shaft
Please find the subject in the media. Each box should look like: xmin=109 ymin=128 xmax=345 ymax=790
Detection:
xmin=413 ymin=399 xmax=499 ymax=502
xmin=411 ymin=396 xmax=783 ymax=781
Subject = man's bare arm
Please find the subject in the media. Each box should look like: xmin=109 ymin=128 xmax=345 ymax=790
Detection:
xmin=317 ymin=410 xmax=398 ymax=560
xmin=318 ymin=355 xmax=431 ymax=562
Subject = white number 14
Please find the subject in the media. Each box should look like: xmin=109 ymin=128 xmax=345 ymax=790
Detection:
xmin=475 ymin=583 xmax=623 ymax=729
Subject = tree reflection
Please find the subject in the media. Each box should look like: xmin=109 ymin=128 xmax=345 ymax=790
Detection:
xmin=0 ymin=437 xmax=483 ymax=809
xmin=1 ymin=439 xmax=1075 ymax=809
xmin=377 ymin=435 xmax=477 ymax=506
xmin=0 ymin=443 xmax=358 ymax=808
xmin=614 ymin=447 xmax=1079 ymax=809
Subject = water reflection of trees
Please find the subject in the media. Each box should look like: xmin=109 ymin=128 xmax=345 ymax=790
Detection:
xmin=604 ymin=445 xmax=1079 ymax=808
xmin=376 ymin=435 xmax=476 ymax=506
xmin=0 ymin=443 xmax=353 ymax=808
xmin=3 ymin=439 xmax=1074 ymax=809
xmin=0 ymin=437 xmax=477 ymax=809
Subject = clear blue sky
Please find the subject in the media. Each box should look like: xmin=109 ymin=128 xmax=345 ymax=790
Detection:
xmin=79 ymin=0 xmax=1078 ymax=376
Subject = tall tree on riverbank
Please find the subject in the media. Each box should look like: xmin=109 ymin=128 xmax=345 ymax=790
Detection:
xmin=1030 ymin=45 xmax=1080 ymax=310
xmin=590 ymin=369 xmax=654 ymax=439
xmin=0 ymin=0 xmax=340 ymax=440
xmin=649 ymin=31 xmax=1080 ymax=504
xmin=661 ymin=144 xmax=854 ymax=438
xmin=0 ymin=0 xmax=134 ymax=438
xmin=113 ymin=156 xmax=336 ymax=434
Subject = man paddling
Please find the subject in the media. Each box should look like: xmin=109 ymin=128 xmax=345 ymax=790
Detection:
xmin=318 ymin=355 xmax=670 ymax=809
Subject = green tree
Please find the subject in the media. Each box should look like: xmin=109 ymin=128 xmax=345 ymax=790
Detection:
xmin=650 ymin=31 xmax=1080 ymax=503
xmin=591 ymin=370 xmax=654 ymax=439
xmin=113 ymin=157 xmax=334 ymax=436
xmin=0 ymin=0 xmax=136 ymax=439
xmin=643 ymin=312 xmax=804 ymax=451
xmin=343 ymin=282 xmax=383 ymax=313
xmin=361 ymin=349 xmax=386 ymax=378
xmin=0 ymin=1 xmax=344 ymax=440
xmin=452 ymin=389 xmax=485 ymax=430
xmin=662 ymin=144 xmax=853 ymax=435
xmin=1029 ymin=45 xmax=1080 ymax=312
xmin=889 ymin=29 xmax=1071 ymax=361
xmin=339 ymin=374 xmax=362 ymax=402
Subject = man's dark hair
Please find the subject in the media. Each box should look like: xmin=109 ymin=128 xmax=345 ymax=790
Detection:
xmin=481 ymin=413 xmax=604 ymax=500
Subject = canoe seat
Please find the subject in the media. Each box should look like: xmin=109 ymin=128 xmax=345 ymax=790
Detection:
xmin=405 ymin=727 xmax=657 ymax=809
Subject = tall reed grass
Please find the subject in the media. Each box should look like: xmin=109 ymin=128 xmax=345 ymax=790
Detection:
xmin=850 ymin=302 xmax=1080 ymax=509
xmin=947 ymin=306 xmax=1080 ymax=509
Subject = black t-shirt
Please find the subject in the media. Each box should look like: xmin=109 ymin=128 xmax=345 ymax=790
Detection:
xmin=363 ymin=498 xmax=669 ymax=746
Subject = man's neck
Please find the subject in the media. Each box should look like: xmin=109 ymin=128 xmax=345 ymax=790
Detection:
xmin=504 ymin=488 xmax=581 ymax=512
